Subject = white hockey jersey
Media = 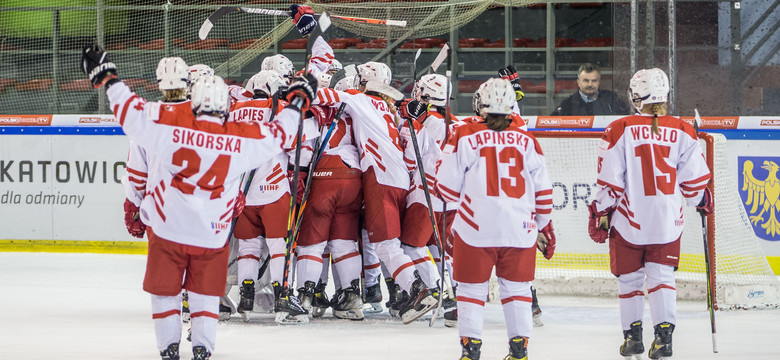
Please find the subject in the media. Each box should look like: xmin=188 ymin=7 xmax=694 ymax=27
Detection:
xmin=593 ymin=115 xmax=711 ymax=245
xmin=435 ymin=121 xmax=553 ymax=248
xmin=319 ymin=112 xmax=360 ymax=170
xmin=107 ymin=82 xmax=317 ymax=249
xmin=315 ymin=88 xmax=410 ymax=191
xmin=400 ymin=117 xmax=443 ymax=211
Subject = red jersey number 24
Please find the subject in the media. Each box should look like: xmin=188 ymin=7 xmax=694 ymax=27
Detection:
xmin=480 ymin=147 xmax=525 ymax=199
xmin=171 ymin=148 xmax=231 ymax=199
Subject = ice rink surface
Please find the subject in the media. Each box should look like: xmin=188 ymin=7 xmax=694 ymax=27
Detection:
xmin=1 ymin=252 xmax=778 ymax=359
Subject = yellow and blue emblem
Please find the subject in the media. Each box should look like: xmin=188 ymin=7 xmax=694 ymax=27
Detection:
xmin=740 ymin=157 xmax=780 ymax=240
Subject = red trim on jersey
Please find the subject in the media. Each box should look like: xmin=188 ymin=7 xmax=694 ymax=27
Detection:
xmin=154 ymin=187 xmax=165 ymax=206
xmin=597 ymin=179 xmax=624 ymax=193
xmin=219 ymin=207 xmax=233 ymax=222
xmin=648 ymin=284 xmax=675 ymax=294
xmin=458 ymin=209 xmax=480 ymax=231
xmin=363 ymin=262 xmax=381 ymax=270
xmin=128 ymin=176 xmax=145 ymax=184
xmin=438 ymin=183 xmax=461 ymax=201
xmin=680 ymin=173 xmax=711 ymax=186
xmin=500 ymin=295 xmax=532 ymax=304
xmin=680 ymin=182 xmax=709 ymax=192
xmin=298 ymin=255 xmax=324 ymax=264
xmin=154 ymin=200 xmax=167 ymax=222
xmin=618 ymin=290 xmax=645 ymax=299
xmin=457 ymin=296 xmax=485 ymax=306
xmin=126 ymin=167 xmax=148 ymax=177
xmin=191 ymin=311 xmax=219 ymax=319
xmin=392 ymin=261 xmax=415 ymax=279
xmin=119 ymin=95 xmax=140 ymax=126
xmin=134 ymin=185 xmax=145 ymax=191
xmin=237 ymin=254 xmax=261 ymax=261
xmin=616 ymin=206 xmax=641 ymax=230
xmin=535 ymin=208 xmax=552 ymax=214
xmin=535 ymin=189 xmax=552 ymax=197
xmin=152 ymin=309 xmax=180 ymax=319
xmin=536 ymin=199 xmax=553 ymax=205
xmin=411 ymin=256 xmax=432 ymax=265
xmin=461 ymin=202 xmax=475 ymax=217
xmin=333 ymin=251 xmax=360 ymax=264
xmin=619 ymin=198 xmax=635 ymax=217
xmin=159 ymin=179 xmax=166 ymax=191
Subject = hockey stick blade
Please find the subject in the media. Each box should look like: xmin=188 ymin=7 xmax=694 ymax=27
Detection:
xmin=241 ymin=6 xmax=405 ymax=27
xmin=199 ymin=6 xmax=241 ymax=40
xmin=431 ymin=43 xmax=450 ymax=73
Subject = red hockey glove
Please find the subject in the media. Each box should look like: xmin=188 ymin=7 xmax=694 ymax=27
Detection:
xmin=398 ymin=99 xmax=427 ymax=122
xmin=286 ymin=73 xmax=318 ymax=112
xmin=536 ymin=221 xmax=556 ymax=260
xmin=310 ymin=105 xmax=337 ymax=127
xmin=123 ymin=199 xmax=146 ymax=238
xmin=233 ymin=190 xmax=246 ymax=219
xmin=697 ymin=187 xmax=714 ymax=216
xmin=497 ymin=65 xmax=525 ymax=101
xmin=287 ymin=170 xmax=307 ymax=204
xmin=289 ymin=4 xmax=317 ymax=36
xmin=587 ymin=202 xmax=611 ymax=243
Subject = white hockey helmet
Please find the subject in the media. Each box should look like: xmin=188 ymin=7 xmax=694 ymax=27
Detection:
xmin=415 ymin=74 xmax=450 ymax=107
xmin=328 ymin=59 xmax=343 ymax=75
xmin=261 ymin=54 xmax=295 ymax=85
xmin=187 ymin=64 xmax=214 ymax=85
xmin=355 ymin=61 xmax=403 ymax=100
xmin=628 ymin=68 xmax=670 ymax=113
xmin=472 ymin=78 xmax=514 ymax=117
xmin=317 ymin=72 xmax=333 ymax=89
xmin=334 ymin=74 xmax=357 ymax=91
xmin=156 ymin=57 xmax=189 ymax=90
xmin=190 ymin=75 xmax=230 ymax=118
xmin=244 ymin=70 xmax=284 ymax=98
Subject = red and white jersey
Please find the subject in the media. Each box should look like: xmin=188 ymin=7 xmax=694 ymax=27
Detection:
xmin=124 ymin=141 xmax=148 ymax=207
xmin=308 ymin=37 xmax=334 ymax=76
xmin=435 ymin=121 xmax=553 ymax=248
xmin=229 ymin=85 xmax=253 ymax=107
xmin=400 ymin=118 xmax=443 ymax=211
xmin=315 ymin=88 xmax=409 ymax=190
xmin=594 ymin=115 xmax=711 ymax=245
xmin=320 ymin=113 xmax=360 ymax=169
xmin=107 ymin=82 xmax=315 ymax=249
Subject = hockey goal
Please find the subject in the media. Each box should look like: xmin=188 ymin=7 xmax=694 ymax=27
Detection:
xmin=522 ymin=130 xmax=780 ymax=310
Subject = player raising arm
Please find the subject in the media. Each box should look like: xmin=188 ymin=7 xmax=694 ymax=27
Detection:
xmin=82 ymin=44 xmax=319 ymax=360
xmin=587 ymin=68 xmax=713 ymax=360
xmin=436 ymin=78 xmax=555 ymax=360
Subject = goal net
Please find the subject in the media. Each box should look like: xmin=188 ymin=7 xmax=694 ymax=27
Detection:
xmin=521 ymin=131 xmax=780 ymax=310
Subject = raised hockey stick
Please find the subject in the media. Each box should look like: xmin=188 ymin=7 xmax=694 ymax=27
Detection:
xmin=199 ymin=6 xmax=406 ymax=40
xmin=694 ymin=109 xmax=718 ymax=353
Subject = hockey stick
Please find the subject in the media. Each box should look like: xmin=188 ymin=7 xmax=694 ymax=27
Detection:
xmin=694 ymin=109 xmax=718 ymax=353
xmin=199 ymin=6 xmax=406 ymax=40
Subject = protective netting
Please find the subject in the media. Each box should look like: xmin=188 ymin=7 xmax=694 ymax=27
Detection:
xmin=517 ymin=132 xmax=780 ymax=310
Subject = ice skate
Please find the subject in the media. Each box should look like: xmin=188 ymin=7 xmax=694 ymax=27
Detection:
xmin=384 ymin=277 xmax=402 ymax=309
xmin=400 ymin=272 xmax=438 ymax=324
xmin=181 ymin=291 xmax=190 ymax=323
xmin=311 ymin=281 xmax=330 ymax=318
xmin=530 ymin=287 xmax=543 ymax=327
xmin=459 ymin=337 xmax=482 ymax=360
xmin=444 ymin=307 xmax=457 ymax=328
xmin=273 ymin=282 xmax=309 ymax=325
xmin=297 ymin=280 xmax=316 ymax=312
xmin=191 ymin=345 xmax=211 ymax=360
xmin=160 ymin=342 xmax=179 ymax=360
xmin=238 ymin=279 xmax=255 ymax=322
xmin=363 ymin=282 xmax=383 ymax=313
xmin=332 ymin=279 xmax=364 ymax=320
xmin=389 ymin=290 xmax=409 ymax=318
xmin=620 ymin=321 xmax=645 ymax=359
xmin=648 ymin=322 xmax=674 ymax=359
xmin=503 ymin=336 xmax=528 ymax=360
xmin=218 ymin=300 xmax=233 ymax=321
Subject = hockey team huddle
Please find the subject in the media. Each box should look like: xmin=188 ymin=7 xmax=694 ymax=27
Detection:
xmin=79 ymin=4 xmax=715 ymax=360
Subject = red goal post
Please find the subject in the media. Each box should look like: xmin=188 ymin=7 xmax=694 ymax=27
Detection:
xmin=496 ymin=130 xmax=780 ymax=310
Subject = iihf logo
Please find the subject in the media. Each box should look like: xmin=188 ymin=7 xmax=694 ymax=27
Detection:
xmin=739 ymin=156 xmax=780 ymax=240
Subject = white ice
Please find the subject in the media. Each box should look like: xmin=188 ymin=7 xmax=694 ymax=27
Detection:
xmin=1 ymin=252 xmax=778 ymax=359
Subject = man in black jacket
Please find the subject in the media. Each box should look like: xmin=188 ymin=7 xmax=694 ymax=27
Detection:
xmin=551 ymin=63 xmax=630 ymax=116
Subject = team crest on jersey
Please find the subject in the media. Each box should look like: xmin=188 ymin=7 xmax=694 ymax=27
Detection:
xmin=258 ymin=184 xmax=280 ymax=192
xmin=739 ymin=156 xmax=780 ymax=241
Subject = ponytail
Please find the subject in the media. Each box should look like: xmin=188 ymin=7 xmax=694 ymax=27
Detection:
xmin=485 ymin=114 xmax=511 ymax=132
xmin=162 ymin=89 xmax=186 ymax=102
xmin=650 ymin=103 xmax=667 ymax=135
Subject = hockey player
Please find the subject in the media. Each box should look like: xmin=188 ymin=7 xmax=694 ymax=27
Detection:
xmin=82 ymin=44 xmax=320 ymax=360
xmin=588 ymin=68 xmax=713 ymax=360
xmin=187 ymin=64 xmax=213 ymax=97
xmin=436 ymin=78 xmax=556 ymax=360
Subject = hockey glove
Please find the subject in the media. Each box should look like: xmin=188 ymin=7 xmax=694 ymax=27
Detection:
xmin=81 ymin=44 xmax=118 ymax=88
xmin=287 ymin=170 xmax=307 ymax=204
xmin=286 ymin=73 xmax=318 ymax=112
xmin=587 ymin=202 xmax=611 ymax=243
xmin=697 ymin=187 xmax=714 ymax=216
xmin=289 ymin=4 xmax=317 ymax=36
xmin=123 ymin=199 xmax=146 ymax=239
xmin=233 ymin=190 xmax=246 ymax=219
xmin=498 ymin=65 xmax=525 ymax=101
xmin=309 ymin=105 xmax=338 ymax=127
xmin=398 ymin=99 xmax=427 ymax=122
xmin=536 ymin=221 xmax=556 ymax=260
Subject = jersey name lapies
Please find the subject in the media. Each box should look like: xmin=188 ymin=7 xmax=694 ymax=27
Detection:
xmin=467 ymin=130 xmax=530 ymax=150
xmin=232 ymin=107 xmax=266 ymax=122
xmin=630 ymin=126 xmax=678 ymax=143
xmin=172 ymin=128 xmax=242 ymax=153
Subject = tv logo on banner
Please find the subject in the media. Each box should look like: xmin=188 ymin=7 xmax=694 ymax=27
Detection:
xmin=535 ymin=116 xmax=594 ymax=128
xmin=738 ymin=156 xmax=780 ymax=241
xmin=0 ymin=115 xmax=52 ymax=126
xmin=681 ymin=116 xmax=739 ymax=129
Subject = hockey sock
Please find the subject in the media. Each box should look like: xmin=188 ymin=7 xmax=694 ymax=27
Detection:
xmin=330 ymin=239 xmax=362 ymax=288
xmin=151 ymin=294 xmax=182 ymax=351
xmin=402 ymin=244 xmax=439 ymax=289
xmin=498 ymin=278 xmax=533 ymax=339
xmin=645 ymin=262 xmax=677 ymax=326
xmin=361 ymin=230 xmax=382 ymax=287
xmin=617 ymin=268 xmax=646 ymax=331
xmin=320 ymin=252 xmax=331 ymax=285
xmin=265 ymin=237 xmax=287 ymax=284
xmin=237 ymin=237 xmax=263 ymax=283
xmin=456 ymin=281 xmax=489 ymax=339
xmin=188 ymin=291 xmax=219 ymax=354
xmin=375 ymin=238 xmax=418 ymax=292
xmin=296 ymin=242 xmax=327 ymax=287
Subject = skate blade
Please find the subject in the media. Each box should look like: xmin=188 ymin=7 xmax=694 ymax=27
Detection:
xmin=333 ymin=308 xmax=364 ymax=321
xmin=362 ymin=302 xmax=383 ymax=314
xmin=532 ymin=317 xmax=544 ymax=327
xmin=275 ymin=312 xmax=310 ymax=325
xmin=311 ymin=306 xmax=328 ymax=318
xmin=218 ymin=312 xmax=231 ymax=321
xmin=240 ymin=311 xmax=250 ymax=323
xmin=624 ymin=355 xmax=644 ymax=360
xmin=401 ymin=297 xmax=438 ymax=325
xmin=444 ymin=319 xmax=457 ymax=328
